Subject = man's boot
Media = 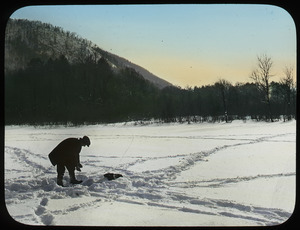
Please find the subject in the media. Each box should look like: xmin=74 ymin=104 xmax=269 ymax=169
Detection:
xmin=69 ymin=169 xmax=82 ymax=184
xmin=57 ymin=175 xmax=64 ymax=187
xmin=70 ymin=179 xmax=83 ymax=184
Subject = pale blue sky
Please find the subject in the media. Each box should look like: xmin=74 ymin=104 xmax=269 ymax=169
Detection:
xmin=10 ymin=4 xmax=296 ymax=87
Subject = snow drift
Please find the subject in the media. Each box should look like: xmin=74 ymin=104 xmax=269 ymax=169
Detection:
xmin=4 ymin=120 xmax=296 ymax=226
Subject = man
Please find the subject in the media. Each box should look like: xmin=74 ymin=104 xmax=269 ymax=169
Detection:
xmin=49 ymin=136 xmax=91 ymax=186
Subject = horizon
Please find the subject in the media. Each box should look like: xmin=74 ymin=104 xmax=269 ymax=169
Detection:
xmin=9 ymin=4 xmax=296 ymax=87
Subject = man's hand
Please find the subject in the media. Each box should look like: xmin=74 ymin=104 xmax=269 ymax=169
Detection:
xmin=76 ymin=163 xmax=83 ymax=171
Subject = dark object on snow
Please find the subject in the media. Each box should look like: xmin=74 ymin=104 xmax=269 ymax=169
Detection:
xmin=104 ymin=173 xmax=123 ymax=181
xmin=48 ymin=136 xmax=91 ymax=186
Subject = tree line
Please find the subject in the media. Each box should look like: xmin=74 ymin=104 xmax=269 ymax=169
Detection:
xmin=5 ymin=55 xmax=296 ymax=125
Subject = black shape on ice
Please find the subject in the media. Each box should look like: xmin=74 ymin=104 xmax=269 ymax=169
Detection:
xmin=104 ymin=173 xmax=123 ymax=181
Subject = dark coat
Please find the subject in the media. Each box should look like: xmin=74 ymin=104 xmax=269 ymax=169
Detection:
xmin=49 ymin=138 xmax=81 ymax=167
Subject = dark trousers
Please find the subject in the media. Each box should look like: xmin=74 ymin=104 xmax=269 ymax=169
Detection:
xmin=57 ymin=164 xmax=76 ymax=182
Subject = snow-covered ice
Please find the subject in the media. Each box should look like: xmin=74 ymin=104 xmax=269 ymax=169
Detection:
xmin=4 ymin=120 xmax=296 ymax=226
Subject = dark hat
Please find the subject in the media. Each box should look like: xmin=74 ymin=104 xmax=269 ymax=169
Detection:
xmin=82 ymin=136 xmax=90 ymax=147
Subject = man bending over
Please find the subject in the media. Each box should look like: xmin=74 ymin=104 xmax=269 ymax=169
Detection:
xmin=49 ymin=136 xmax=91 ymax=186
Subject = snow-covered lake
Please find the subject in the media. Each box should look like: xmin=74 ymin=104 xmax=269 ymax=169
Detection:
xmin=4 ymin=120 xmax=296 ymax=226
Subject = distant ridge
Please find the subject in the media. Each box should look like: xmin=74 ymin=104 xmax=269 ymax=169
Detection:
xmin=5 ymin=19 xmax=172 ymax=89
xmin=105 ymin=52 xmax=172 ymax=89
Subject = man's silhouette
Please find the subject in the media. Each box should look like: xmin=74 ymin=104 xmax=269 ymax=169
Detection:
xmin=49 ymin=136 xmax=90 ymax=186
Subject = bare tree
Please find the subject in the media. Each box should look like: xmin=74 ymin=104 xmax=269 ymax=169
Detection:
xmin=215 ymin=79 xmax=232 ymax=123
xmin=280 ymin=66 xmax=294 ymax=120
xmin=250 ymin=54 xmax=274 ymax=121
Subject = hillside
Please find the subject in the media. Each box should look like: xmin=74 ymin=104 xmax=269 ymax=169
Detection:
xmin=5 ymin=19 xmax=171 ymax=89
xmin=4 ymin=19 xmax=296 ymax=125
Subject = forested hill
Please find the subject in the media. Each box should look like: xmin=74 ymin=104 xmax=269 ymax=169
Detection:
xmin=5 ymin=19 xmax=171 ymax=89
xmin=5 ymin=19 xmax=296 ymax=125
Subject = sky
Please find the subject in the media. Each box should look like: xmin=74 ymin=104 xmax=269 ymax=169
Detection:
xmin=10 ymin=4 xmax=296 ymax=87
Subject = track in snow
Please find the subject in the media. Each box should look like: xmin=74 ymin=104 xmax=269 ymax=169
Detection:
xmin=5 ymin=121 xmax=296 ymax=226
